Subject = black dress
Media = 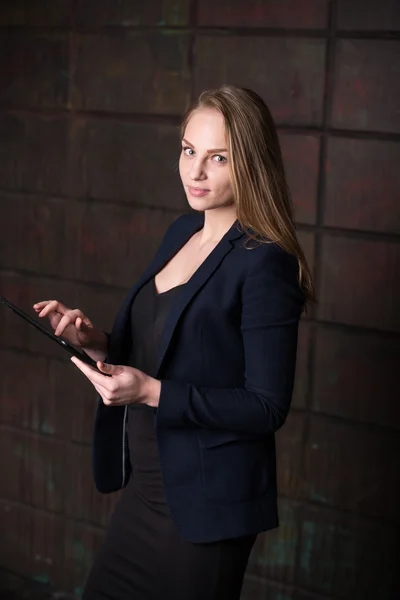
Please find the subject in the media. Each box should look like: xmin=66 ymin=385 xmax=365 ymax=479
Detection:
xmin=83 ymin=278 xmax=256 ymax=600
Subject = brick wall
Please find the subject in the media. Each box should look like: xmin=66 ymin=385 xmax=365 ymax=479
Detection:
xmin=0 ymin=1 xmax=399 ymax=598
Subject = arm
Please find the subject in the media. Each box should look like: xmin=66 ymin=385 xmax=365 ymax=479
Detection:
xmin=154 ymin=246 xmax=304 ymax=435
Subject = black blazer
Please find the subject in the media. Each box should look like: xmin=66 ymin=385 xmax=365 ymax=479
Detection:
xmin=93 ymin=212 xmax=304 ymax=543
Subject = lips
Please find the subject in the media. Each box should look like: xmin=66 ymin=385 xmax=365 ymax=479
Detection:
xmin=188 ymin=187 xmax=210 ymax=197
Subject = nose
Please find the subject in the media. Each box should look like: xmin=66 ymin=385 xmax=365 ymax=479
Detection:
xmin=189 ymin=158 xmax=207 ymax=181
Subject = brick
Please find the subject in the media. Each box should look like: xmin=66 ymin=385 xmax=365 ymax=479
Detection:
xmin=65 ymin=444 xmax=119 ymax=526
xmin=72 ymin=32 xmax=191 ymax=114
xmin=305 ymin=415 xmax=400 ymax=523
xmin=0 ymin=278 xmax=122 ymax=446
xmin=280 ymin=133 xmax=320 ymax=225
xmin=0 ymin=500 xmax=66 ymax=587
xmin=197 ymin=0 xmax=329 ymax=28
xmin=247 ymin=499 xmax=300 ymax=584
xmin=296 ymin=592 xmax=335 ymax=600
xmin=0 ymin=271 xmax=125 ymax=361
xmin=317 ymin=235 xmax=400 ymax=332
xmin=0 ymin=345 xmax=106 ymax=449
xmin=276 ymin=412 xmax=306 ymax=500
xmin=313 ymin=327 xmax=400 ymax=429
xmin=241 ymin=576 xmax=294 ymax=600
xmin=0 ymin=0 xmax=72 ymax=26
xmin=71 ymin=117 xmax=187 ymax=209
xmin=297 ymin=230 xmax=315 ymax=274
xmin=73 ymin=282 xmax=127 ymax=334
xmin=0 ymin=349 xmax=74 ymax=439
xmin=0 ymin=33 xmax=69 ymax=108
xmin=337 ymin=0 xmax=400 ymax=31
xmin=194 ymin=36 xmax=326 ymax=126
xmin=75 ymin=0 xmax=189 ymax=26
xmin=0 ymin=193 xmax=72 ymax=278
xmin=70 ymin=203 xmax=179 ymax=288
xmin=0 ymin=429 xmax=66 ymax=512
xmin=331 ymin=40 xmax=400 ymax=133
xmin=324 ymin=137 xmax=400 ymax=234
xmin=64 ymin=521 xmax=104 ymax=595
xmin=298 ymin=505 xmax=398 ymax=598
xmin=292 ymin=322 xmax=313 ymax=410
xmin=48 ymin=358 xmax=99 ymax=445
xmin=0 ymin=571 xmax=72 ymax=600
xmin=0 ymin=114 xmax=70 ymax=195
xmin=0 ymin=194 xmax=180 ymax=287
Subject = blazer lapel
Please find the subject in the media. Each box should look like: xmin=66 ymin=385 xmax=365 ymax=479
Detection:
xmin=109 ymin=214 xmax=245 ymax=371
xmin=109 ymin=213 xmax=205 ymax=363
xmin=155 ymin=219 xmax=245 ymax=377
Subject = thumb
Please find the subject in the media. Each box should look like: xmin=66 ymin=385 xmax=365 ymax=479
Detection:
xmin=97 ymin=361 xmax=124 ymax=376
xmin=76 ymin=318 xmax=88 ymax=334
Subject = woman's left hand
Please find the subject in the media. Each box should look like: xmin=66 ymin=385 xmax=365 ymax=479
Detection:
xmin=70 ymin=357 xmax=161 ymax=408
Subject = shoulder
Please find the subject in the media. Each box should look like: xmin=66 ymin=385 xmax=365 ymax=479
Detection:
xmin=239 ymin=240 xmax=305 ymax=312
xmin=236 ymin=236 xmax=299 ymax=278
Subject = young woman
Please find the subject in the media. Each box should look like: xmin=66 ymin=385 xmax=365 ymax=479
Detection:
xmin=34 ymin=85 xmax=314 ymax=600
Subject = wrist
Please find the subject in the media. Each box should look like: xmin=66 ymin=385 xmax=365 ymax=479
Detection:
xmin=141 ymin=375 xmax=161 ymax=408
xmin=82 ymin=330 xmax=108 ymax=362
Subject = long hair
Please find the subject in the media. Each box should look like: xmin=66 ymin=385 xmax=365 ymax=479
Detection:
xmin=180 ymin=85 xmax=316 ymax=308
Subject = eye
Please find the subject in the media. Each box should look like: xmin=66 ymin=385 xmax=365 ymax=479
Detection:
xmin=182 ymin=146 xmax=195 ymax=156
xmin=213 ymin=155 xmax=227 ymax=163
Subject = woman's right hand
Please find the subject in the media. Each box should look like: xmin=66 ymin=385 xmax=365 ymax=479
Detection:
xmin=32 ymin=300 xmax=108 ymax=360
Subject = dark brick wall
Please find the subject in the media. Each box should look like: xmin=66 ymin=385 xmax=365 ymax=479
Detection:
xmin=0 ymin=1 xmax=399 ymax=598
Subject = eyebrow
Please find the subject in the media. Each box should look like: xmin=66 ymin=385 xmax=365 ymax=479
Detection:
xmin=182 ymin=138 xmax=227 ymax=153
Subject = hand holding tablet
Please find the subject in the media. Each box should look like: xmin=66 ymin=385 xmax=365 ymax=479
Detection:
xmin=33 ymin=299 xmax=107 ymax=354
xmin=0 ymin=295 xmax=110 ymax=375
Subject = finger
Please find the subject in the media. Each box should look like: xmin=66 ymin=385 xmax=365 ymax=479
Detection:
xmin=70 ymin=355 xmax=99 ymax=378
xmin=37 ymin=300 xmax=68 ymax=318
xmin=72 ymin=363 xmax=109 ymax=397
xmin=96 ymin=361 xmax=125 ymax=377
xmin=33 ymin=300 xmax=53 ymax=310
xmin=76 ymin=316 xmax=86 ymax=328
xmin=92 ymin=382 xmax=109 ymax=400
xmin=54 ymin=314 xmax=75 ymax=336
xmin=76 ymin=316 xmax=93 ymax=331
xmin=54 ymin=310 xmax=85 ymax=336
xmin=71 ymin=356 xmax=114 ymax=390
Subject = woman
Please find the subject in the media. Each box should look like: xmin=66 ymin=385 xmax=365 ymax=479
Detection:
xmin=34 ymin=86 xmax=314 ymax=600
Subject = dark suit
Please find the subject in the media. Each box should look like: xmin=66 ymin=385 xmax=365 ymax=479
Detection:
xmin=93 ymin=211 xmax=304 ymax=543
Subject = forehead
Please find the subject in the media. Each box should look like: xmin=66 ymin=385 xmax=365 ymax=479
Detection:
xmin=183 ymin=107 xmax=226 ymax=144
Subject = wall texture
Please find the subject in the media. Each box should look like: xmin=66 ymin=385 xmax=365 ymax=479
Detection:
xmin=0 ymin=1 xmax=399 ymax=598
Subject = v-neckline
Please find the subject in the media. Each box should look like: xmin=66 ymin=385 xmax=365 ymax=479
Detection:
xmin=153 ymin=215 xmax=241 ymax=298
xmin=153 ymin=277 xmax=187 ymax=297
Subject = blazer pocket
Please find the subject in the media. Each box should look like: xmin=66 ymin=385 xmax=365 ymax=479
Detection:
xmin=198 ymin=430 xmax=261 ymax=449
xmin=198 ymin=433 xmax=268 ymax=503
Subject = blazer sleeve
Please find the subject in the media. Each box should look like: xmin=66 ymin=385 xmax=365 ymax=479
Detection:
xmin=155 ymin=245 xmax=305 ymax=436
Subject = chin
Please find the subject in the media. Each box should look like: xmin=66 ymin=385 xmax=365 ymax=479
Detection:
xmin=186 ymin=195 xmax=231 ymax=213
xmin=186 ymin=196 xmax=212 ymax=211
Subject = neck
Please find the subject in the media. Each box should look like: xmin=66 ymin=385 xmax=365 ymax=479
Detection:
xmin=199 ymin=208 xmax=237 ymax=244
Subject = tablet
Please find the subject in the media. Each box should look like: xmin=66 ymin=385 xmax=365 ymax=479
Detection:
xmin=0 ymin=294 xmax=109 ymax=375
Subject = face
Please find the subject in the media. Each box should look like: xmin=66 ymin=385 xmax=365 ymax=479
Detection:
xmin=179 ymin=107 xmax=235 ymax=212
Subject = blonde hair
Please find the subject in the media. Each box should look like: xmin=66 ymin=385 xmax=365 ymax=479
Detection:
xmin=181 ymin=85 xmax=316 ymax=308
